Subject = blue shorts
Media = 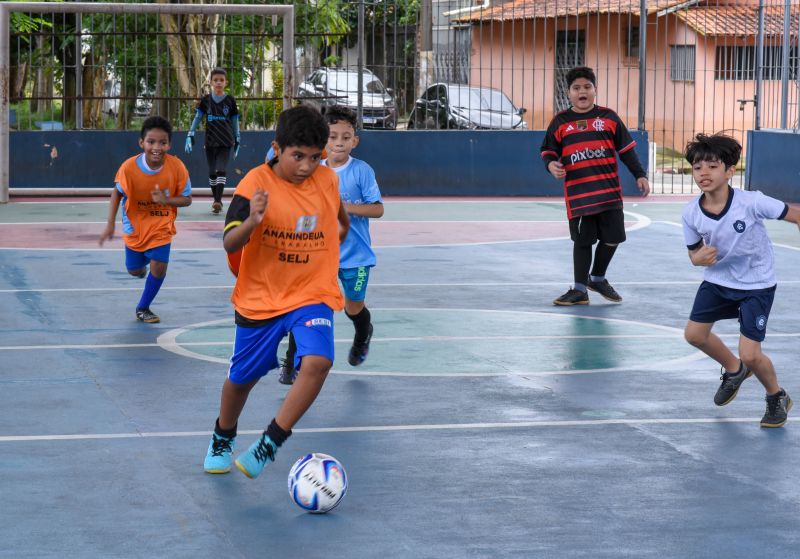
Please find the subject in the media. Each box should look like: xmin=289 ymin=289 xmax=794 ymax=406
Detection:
xmin=228 ymin=303 xmax=335 ymax=384
xmin=125 ymin=243 xmax=171 ymax=271
xmin=338 ymin=266 xmax=371 ymax=302
xmin=689 ymin=281 xmax=776 ymax=342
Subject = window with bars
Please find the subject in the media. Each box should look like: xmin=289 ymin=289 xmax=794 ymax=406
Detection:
xmin=625 ymin=26 xmax=640 ymax=59
xmin=715 ymin=45 xmax=798 ymax=80
xmin=670 ymin=45 xmax=695 ymax=82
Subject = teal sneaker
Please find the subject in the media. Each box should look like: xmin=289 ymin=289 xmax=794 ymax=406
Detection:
xmin=235 ymin=433 xmax=277 ymax=479
xmin=204 ymin=433 xmax=236 ymax=474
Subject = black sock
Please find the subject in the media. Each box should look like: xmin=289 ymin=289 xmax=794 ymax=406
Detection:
xmin=266 ymin=418 xmax=291 ymax=447
xmin=212 ymin=183 xmax=224 ymax=203
xmin=346 ymin=307 xmax=372 ymax=345
xmin=285 ymin=332 xmax=297 ymax=363
xmin=573 ymin=244 xmax=592 ymax=286
xmin=215 ymin=418 xmax=237 ymax=439
xmin=215 ymin=173 xmax=227 ymax=203
xmin=590 ymin=243 xmax=618 ymax=278
xmin=209 ymin=175 xmax=217 ymax=201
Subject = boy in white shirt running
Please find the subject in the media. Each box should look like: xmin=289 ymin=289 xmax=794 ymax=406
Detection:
xmin=682 ymin=133 xmax=800 ymax=427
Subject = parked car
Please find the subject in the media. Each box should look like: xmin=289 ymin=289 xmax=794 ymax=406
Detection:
xmin=297 ymin=67 xmax=397 ymax=130
xmin=407 ymin=83 xmax=528 ymax=130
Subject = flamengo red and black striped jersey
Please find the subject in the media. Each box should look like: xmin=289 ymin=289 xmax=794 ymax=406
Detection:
xmin=541 ymin=105 xmax=645 ymax=219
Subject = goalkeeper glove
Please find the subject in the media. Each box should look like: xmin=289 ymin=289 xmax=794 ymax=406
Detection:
xmin=184 ymin=132 xmax=195 ymax=154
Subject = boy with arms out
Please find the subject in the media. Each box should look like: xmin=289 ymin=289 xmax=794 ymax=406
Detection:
xmin=204 ymin=105 xmax=350 ymax=477
xmin=682 ymin=133 xmax=799 ymax=427
xmin=185 ymin=67 xmax=240 ymax=214
xmin=279 ymin=106 xmax=384 ymax=384
xmin=98 ymin=116 xmax=192 ymax=323
xmin=541 ymin=66 xmax=650 ymax=306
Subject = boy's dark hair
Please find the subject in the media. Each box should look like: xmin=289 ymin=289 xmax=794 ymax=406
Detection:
xmin=140 ymin=115 xmax=172 ymax=141
xmin=324 ymin=105 xmax=357 ymax=129
xmin=210 ymin=67 xmax=227 ymax=79
xmin=274 ymin=105 xmax=329 ymax=150
xmin=684 ymin=133 xmax=742 ymax=168
xmin=566 ymin=66 xmax=596 ymax=88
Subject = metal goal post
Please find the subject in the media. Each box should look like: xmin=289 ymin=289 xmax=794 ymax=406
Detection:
xmin=0 ymin=1 xmax=295 ymax=203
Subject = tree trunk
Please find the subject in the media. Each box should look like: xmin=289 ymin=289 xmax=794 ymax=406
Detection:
xmin=117 ymin=81 xmax=138 ymax=129
xmin=157 ymin=0 xmax=223 ymax=102
xmin=55 ymin=14 xmax=78 ymax=124
xmin=82 ymin=44 xmax=106 ymax=129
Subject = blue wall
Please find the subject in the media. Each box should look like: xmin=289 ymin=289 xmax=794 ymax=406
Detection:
xmin=10 ymin=129 xmax=649 ymax=196
xmin=746 ymin=129 xmax=800 ymax=202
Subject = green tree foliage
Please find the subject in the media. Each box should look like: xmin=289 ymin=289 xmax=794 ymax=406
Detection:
xmin=8 ymin=0 xmax=356 ymax=130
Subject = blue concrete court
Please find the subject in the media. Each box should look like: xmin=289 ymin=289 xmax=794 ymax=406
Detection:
xmin=1 ymin=197 xmax=800 ymax=558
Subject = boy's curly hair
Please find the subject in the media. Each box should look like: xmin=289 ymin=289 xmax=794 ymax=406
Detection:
xmin=684 ymin=133 xmax=742 ymax=168
xmin=324 ymin=105 xmax=357 ymax=129
xmin=140 ymin=116 xmax=172 ymax=141
xmin=566 ymin=66 xmax=596 ymax=88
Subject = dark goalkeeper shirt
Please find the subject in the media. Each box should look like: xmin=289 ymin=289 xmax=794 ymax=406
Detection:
xmin=196 ymin=94 xmax=238 ymax=148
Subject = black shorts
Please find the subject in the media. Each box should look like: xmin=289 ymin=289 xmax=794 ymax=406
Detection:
xmin=205 ymin=145 xmax=231 ymax=175
xmin=568 ymin=209 xmax=626 ymax=246
xmin=689 ymin=281 xmax=776 ymax=342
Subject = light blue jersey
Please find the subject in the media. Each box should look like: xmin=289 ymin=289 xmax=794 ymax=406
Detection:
xmin=325 ymin=157 xmax=382 ymax=269
xmin=682 ymin=187 xmax=788 ymax=290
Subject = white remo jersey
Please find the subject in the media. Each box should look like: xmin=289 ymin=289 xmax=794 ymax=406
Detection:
xmin=682 ymin=187 xmax=788 ymax=290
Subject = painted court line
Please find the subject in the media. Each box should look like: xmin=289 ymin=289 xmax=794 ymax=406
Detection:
xmin=0 ymin=417 xmax=764 ymax=443
xmin=1 ymin=219 xmax=569 ymax=225
xmin=3 ymin=279 xmax=800 ymax=294
xmin=3 ymin=332 xmax=800 ymax=353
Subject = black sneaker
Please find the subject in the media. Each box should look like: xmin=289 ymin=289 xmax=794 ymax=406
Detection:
xmin=348 ymin=323 xmax=373 ymax=366
xmin=713 ymin=363 xmax=753 ymax=406
xmin=761 ymin=390 xmax=793 ymax=428
xmin=135 ymin=308 xmax=160 ymax=323
xmin=587 ymin=279 xmax=622 ymax=302
xmin=278 ymin=358 xmax=297 ymax=385
xmin=553 ymin=288 xmax=589 ymax=306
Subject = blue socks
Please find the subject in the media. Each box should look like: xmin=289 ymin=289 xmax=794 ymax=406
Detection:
xmin=136 ymin=273 xmax=165 ymax=310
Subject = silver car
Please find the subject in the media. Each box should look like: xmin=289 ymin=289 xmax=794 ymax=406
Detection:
xmin=297 ymin=68 xmax=397 ymax=130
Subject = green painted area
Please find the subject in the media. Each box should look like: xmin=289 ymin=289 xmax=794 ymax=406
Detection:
xmin=170 ymin=309 xmax=693 ymax=375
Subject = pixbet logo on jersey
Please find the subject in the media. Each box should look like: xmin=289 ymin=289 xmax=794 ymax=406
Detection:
xmin=570 ymin=147 xmax=607 ymax=165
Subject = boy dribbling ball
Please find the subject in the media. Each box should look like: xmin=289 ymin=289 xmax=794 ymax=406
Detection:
xmin=203 ymin=105 xmax=350 ymax=478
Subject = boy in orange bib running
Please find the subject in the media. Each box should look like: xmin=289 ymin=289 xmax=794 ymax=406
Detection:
xmin=98 ymin=116 xmax=192 ymax=323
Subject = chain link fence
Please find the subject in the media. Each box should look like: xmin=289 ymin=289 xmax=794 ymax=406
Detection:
xmin=5 ymin=0 xmax=799 ymax=193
